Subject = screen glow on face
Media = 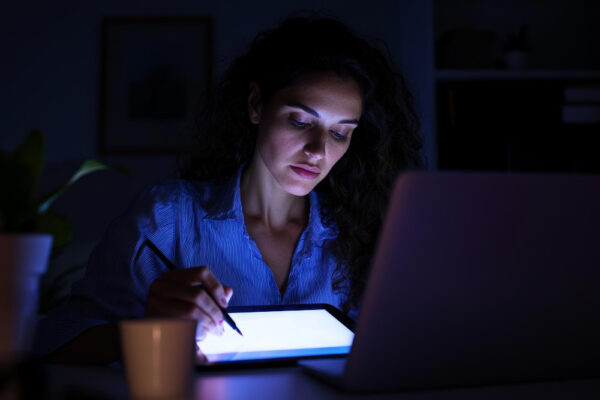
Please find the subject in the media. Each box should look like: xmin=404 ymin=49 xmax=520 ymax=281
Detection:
xmin=197 ymin=309 xmax=354 ymax=362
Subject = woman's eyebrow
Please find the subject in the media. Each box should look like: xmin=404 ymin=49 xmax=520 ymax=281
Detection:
xmin=286 ymin=102 xmax=359 ymax=125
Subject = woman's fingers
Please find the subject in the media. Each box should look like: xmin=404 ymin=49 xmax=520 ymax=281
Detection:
xmin=194 ymin=289 xmax=223 ymax=325
xmin=195 ymin=344 xmax=208 ymax=364
xmin=223 ymin=285 xmax=234 ymax=303
xmin=198 ymin=311 xmax=224 ymax=337
xmin=145 ymin=295 xmax=222 ymax=335
xmin=149 ymin=279 xmax=223 ymax=324
xmin=160 ymin=267 xmax=229 ymax=308
xmin=145 ymin=266 xmax=232 ymax=339
xmin=194 ymin=267 xmax=229 ymax=308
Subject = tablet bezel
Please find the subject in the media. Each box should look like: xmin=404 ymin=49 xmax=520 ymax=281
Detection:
xmin=195 ymin=303 xmax=354 ymax=369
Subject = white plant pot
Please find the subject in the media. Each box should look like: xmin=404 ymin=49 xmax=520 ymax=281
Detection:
xmin=0 ymin=234 xmax=52 ymax=363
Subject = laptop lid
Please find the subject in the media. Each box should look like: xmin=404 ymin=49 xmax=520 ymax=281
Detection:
xmin=343 ymin=172 xmax=600 ymax=392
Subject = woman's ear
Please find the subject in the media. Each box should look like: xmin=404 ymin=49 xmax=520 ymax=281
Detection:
xmin=248 ymin=82 xmax=262 ymax=124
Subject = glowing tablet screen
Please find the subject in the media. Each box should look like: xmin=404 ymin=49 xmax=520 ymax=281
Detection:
xmin=196 ymin=309 xmax=354 ymax=362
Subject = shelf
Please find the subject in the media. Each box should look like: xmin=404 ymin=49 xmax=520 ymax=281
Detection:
xmin=436 ymin=69 xmax=600 ymax=82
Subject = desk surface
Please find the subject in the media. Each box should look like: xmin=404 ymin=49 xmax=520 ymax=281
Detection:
xmin=41 ymin=364 xmax=600 ymax=400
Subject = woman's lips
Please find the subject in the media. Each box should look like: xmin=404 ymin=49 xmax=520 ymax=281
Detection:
xmin=291 ymin=165 xmax=320 ymax=179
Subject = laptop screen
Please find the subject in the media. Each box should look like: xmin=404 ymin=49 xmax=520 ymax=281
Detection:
xmin=197 ymin=308 xmax=354 ymax=363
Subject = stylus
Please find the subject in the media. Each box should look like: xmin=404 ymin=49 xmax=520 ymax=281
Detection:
xmin=138 ymin=238 xmax=244 ymax=336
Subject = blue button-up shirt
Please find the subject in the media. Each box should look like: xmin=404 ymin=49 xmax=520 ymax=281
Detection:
xmin=35 ymin=166 xmax=350 ymax=356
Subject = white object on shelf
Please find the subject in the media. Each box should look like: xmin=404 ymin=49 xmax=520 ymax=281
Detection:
xmin=436 ymin=69 xmax=600 ymax=81
xmin=562 ymin=105 xmax=600 ymax=124
xmin=564 ymin=86 xmax=600 ymax=103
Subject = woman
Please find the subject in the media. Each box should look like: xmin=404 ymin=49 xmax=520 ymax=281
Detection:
xmin=35 ymin=15 xmax=422 ymax=363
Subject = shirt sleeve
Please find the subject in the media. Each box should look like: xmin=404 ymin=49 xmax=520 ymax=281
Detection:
xmin=33 ymin=184 xmax=179 ymax=357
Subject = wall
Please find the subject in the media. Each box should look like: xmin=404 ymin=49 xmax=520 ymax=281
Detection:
xmin=1 ymin=0 xmax=426 ymax=260
xmin=1 ymin=0 xmax=415 ymax=161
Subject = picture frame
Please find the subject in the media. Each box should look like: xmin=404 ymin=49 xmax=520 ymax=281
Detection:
xmin=99 ymin=17 xmax=212 ymax=154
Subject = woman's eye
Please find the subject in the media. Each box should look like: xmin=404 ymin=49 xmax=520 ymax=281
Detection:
xmin=289 ymin=118 xmax=309 ymax=128
xmin=331 ymin=130 xmax=348 ymax=141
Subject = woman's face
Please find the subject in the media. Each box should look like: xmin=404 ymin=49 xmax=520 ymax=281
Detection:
xmin=249 ymin=71 xmax=363 ymax=196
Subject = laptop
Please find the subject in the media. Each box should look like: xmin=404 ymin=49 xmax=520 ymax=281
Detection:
xmin=300 ymin=171 xmax=600 ymax=392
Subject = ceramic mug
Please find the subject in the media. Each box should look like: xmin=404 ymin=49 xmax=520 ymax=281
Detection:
xmin=120 ymin=318 xmax=197 ymax=399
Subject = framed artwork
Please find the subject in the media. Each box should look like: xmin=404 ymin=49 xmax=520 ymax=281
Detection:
xmin=99 ymin=17 xmax=212 ymax=154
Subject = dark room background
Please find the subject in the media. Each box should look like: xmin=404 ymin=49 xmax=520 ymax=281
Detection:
xmin=1 ymin=0 xmax=599 ymax=303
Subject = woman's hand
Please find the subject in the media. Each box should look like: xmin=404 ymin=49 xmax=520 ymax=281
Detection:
xmin=145 ymin=266 xmax=233 ymax=339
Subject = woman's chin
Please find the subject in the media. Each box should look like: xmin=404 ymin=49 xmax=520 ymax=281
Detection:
xmin=283 ymin=181 xmax=317 ymax=197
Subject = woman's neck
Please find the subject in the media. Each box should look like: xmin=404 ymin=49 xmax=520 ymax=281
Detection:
xmin=240 ymin=156 xmax=308 ymax=231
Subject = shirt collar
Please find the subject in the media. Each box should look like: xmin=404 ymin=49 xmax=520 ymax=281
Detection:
xmin=306 ymin=190 xmax=337 ymax=241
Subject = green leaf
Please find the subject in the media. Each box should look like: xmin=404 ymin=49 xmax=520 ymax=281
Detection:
xmin=67 ymin=159 xmax=112 ymax=185
xmin=34 ymin=211 xmax=72 ymax=250
xmin=36 ymin=159 xmax=128 ymax=214
xmin=11 ymin=129 xmax=45 ymax=192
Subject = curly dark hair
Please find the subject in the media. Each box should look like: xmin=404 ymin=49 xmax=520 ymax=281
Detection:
xmin=179 ymin=15 xmax=423 ymax=312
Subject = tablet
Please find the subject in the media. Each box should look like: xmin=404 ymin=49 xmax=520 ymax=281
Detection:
xmin=195 ymin=304 xmax=354 ymax=365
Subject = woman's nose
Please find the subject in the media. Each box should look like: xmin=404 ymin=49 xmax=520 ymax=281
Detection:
xmin=303 ymin=128 xmax=326 ymax=160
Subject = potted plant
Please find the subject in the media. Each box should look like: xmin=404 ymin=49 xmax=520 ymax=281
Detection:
xmin=503 ymin=24 xmax=531 ymax=70
xmin=0 ymin=129 xmax=125 ymax=361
